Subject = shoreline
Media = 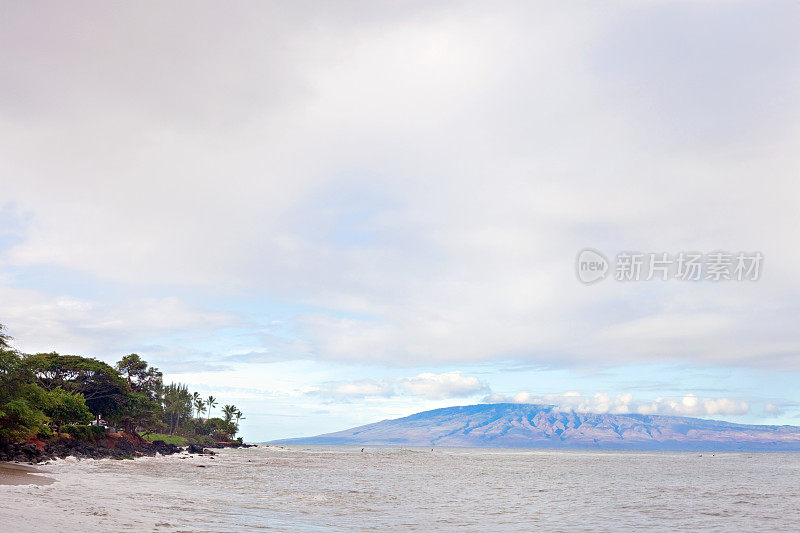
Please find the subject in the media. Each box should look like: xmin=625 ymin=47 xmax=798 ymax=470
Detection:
xmin=0 ymin=444 xmax=223 ymax=485
xmin=0 ymin=433 xmax=183 ymax=464
xmin=0 ymin=435 xmax=257 ymax=466
xmin=0 ymin=441 xmax=258 ymax=485
xmin=0 ymin=462 xmax=55 ymax=486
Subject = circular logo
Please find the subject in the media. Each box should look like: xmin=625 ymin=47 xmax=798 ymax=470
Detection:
xmin=576 ymin=248 xmax=608 ymax=284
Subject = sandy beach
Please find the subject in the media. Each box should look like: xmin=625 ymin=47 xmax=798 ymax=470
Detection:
xmin=0 ymin=462 xmax=54 ymax=486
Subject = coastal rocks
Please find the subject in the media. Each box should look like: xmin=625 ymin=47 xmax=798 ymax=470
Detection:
xmin=46 ymin=439 xmax=104 ymax=460
xmin=186 ymin=443 xmax=205 ymax=454
xmin=0 ymin=434 xmax=259 ymax=464
xmin=183 ymin=442 xmax=255 ymax=454
xmin=150 ymin=440 xmax=182 ymax=456
xmin=211 ymin=441 xmax=256 ymax=449
xmin=0 ymin=433 xmax=183 ymax=464
xmin=0 ymin=442 xmax=44 ymax=463
xmin=184 ymin=444 xmax=215 ymax=455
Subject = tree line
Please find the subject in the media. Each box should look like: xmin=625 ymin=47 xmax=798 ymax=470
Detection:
xmin=0 ymin=323 xmax=244 ymax=446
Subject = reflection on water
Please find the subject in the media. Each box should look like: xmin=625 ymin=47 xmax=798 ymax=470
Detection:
xmin=1 ymin=446 xmax=799 ymax=531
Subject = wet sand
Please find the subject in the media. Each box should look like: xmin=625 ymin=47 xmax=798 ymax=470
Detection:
xmin=0 ymin=462 xmax=55 ymax=486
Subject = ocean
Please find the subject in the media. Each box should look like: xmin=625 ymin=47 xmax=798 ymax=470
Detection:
xmin=2 ymin=446 xmax=799 ymax=531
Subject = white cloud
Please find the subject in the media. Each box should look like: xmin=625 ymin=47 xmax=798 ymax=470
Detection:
xmin=325 ymin=380 xmax=395 ymax=400
xmin=397 ymin=372 xmax=490 ymax=400
xmin=635 ymin=395 xmax=750 ymax=417
xmin=0 ymin=285 xmax=232 ymax=358
xmin=485 ymin=391 xmax=750 ymax=418
xmin=1 ymin=2 xmax=799 ymax=370
xmin=313 ymin=371 xmax=489 ymax=401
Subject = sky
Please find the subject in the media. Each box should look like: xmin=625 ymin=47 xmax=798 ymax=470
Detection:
xmin=1 ymin=1 xmax=800 ymax=442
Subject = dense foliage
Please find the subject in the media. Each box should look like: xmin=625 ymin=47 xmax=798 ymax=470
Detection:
xmin=0 ymin=323 xmax=244 ymax=445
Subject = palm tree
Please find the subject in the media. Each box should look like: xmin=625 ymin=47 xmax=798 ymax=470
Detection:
xmin=163 ymin=383 xmax=192 ymax=435
xmin=193 ymin=397 xmax=206 ymax=419
xmin=191 ymin=392 xmax=201 ymax=417
xmin=234 ymin=409 xmax=244 ymax=431
xmin=206 ymin=395 xmax=217 ymax=421
xmin=222 ymin=404 xmax=236 ymax=423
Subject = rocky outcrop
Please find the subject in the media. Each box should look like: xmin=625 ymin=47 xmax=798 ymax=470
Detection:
xmin=207 ymin=441 xmax=256 ymax=449
xmin=184 ymin=442 xmax=255 ymax=454
xmin=0 ymin=432 xmax=260 ymax=464
xmin=0 ymin=432 xmax=182 ymax=463
xmin=186 ymin=443 xmax=206 ymax=454
xmin=0 ymin=442 xmax=44 ymax=463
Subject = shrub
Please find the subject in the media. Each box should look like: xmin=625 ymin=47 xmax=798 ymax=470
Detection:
xmin=143 ymin=433 xmax=187 ymax=446
xmin=45 ymin=387 xmax=92 ymax=431
xmin=63 ymin=424 xmax=106 ymax=442
xmin=0 ymin=397 xmax=49 ymax=443
xmin=197 ymin=435 xmax=215 ymax=446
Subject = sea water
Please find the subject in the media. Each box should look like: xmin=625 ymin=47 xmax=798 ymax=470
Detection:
xmin=1 ymin=446 xmax=799 ymax=531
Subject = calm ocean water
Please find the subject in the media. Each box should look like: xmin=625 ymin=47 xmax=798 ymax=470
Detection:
xmin=2 ymin=446 xmax=799 ymax=531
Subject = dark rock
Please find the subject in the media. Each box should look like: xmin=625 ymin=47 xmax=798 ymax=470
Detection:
xmin=186 ymin=443 xmax=205 ymax=454
xmin=0 ymin=442 xmax=44 ymax=463
xmin=211 ymin=441 xmax=255 ymax=449
xmin=151 ymin=441 xmax=180 ymax=456
xmin=2 ymin=432 xmax=183 ymax=464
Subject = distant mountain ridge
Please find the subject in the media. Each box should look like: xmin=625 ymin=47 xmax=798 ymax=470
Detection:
xmin=275 ymin=403 xmax=800 ymax=451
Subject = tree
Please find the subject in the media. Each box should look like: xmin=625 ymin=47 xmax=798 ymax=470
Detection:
xmin=0 ymin=322 xmax=245 ymax=444
xmin=118 ymin=391 xmax=163 ymax=434
xmin=117 ymin=354 xmax=158 ymax=389
xmin=0 ymin=323 xmax=12 ymax=350
xmin=0 ymin=325 xmax=49 ymax=442
xmin=24 ymin=352 xmax=130 ymax=420
xmin=193 ymin=397 xmax=206 ymax=419
xmin=222 ymin=404 xmax=237 ymax=423
xmin=111 ymin=354 xmax=164 ymax=433
xmin=44 ymin=387 xmax=92 ymax=434
xmin=206 ymin=395 xmax=217 ymax=421
xmin=163 ymin=383 xmax=192 ymax=435
xmin=203 ymin=417 xmax=237 ymax=441
xmin=116 ymin=354 xmax=147 ymax=385
xmin=116 ymin=354 xmax=163 ymax=400
xmin=0 ymin=394 xmax=49 ymax=443
xmin=191 ymin=392 xmax=200 ymax=416
xmin=234 ymin=409 xmax=244 ymax=431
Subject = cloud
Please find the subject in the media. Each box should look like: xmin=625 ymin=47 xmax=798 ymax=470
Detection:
xmin=764 ymin=403 xmax=783 ymax=417
xmin=484 ymin=391 xmax=750 ymax=417
xmin=397 ymin=372 xmax=490 ymax=400
xmin=312 ymin=371 xmax=489 ymax=401
xmin=636 ymin=395 xmax=750 ymax=417
xmin=0 ymin=285 xmax=232 ymax=359
xmin=1 ymin=2 xmax=800 ymax=371
xmin=319 ymin=379 xmax=395 ymax=400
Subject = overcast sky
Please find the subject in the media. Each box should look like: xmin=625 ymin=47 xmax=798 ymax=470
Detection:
xmin=2 ymin=1 xmax=800 ymax=441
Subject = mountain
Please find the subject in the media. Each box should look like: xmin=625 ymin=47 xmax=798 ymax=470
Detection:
xmin=275 ymin=403 xmax=800 ymax=451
